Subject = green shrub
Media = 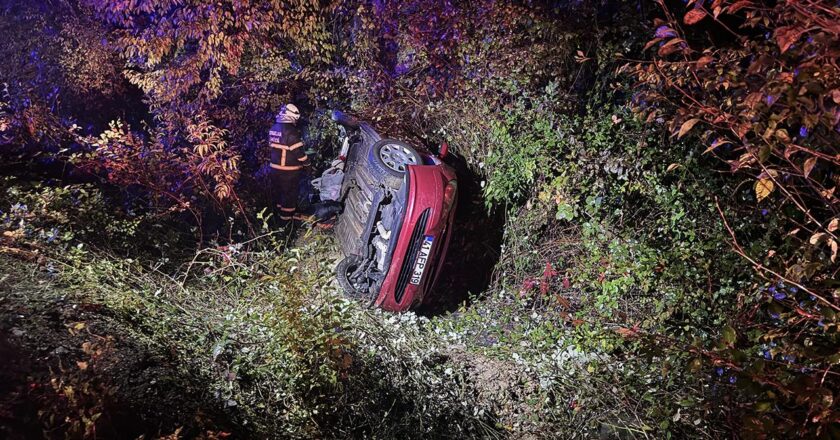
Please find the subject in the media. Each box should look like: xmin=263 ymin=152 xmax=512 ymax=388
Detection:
xmin=1 ymin=178 xmax=140 ymax=248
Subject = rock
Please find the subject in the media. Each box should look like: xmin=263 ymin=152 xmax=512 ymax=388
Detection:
xmin=10 ymin=327 xmax=24 ymax=337
xmin=52 ymin=346 xmax=69 ymax=356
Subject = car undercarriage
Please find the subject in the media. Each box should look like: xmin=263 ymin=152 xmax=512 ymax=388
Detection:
xmin=328 ymin=111 xmax=457 ymax=312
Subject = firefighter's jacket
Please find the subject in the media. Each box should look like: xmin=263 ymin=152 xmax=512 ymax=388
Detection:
xmin=268 ymin=122 xmax=309 ymax=171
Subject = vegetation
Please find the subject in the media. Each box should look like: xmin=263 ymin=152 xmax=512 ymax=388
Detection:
xmin=1 ymin=0 xmax=839 ymax=438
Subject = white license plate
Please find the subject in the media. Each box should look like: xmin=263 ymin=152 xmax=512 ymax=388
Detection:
xmin=409 ymin=236 xmax=434 ymax=285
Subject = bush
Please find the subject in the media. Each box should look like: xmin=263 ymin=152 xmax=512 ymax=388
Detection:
xmin=629 ymin=1 xmax=840 ymax=436
xmin=47 ymin=233 xmax=507 ymax=438
xmin=1 ymin=178 xmax=141 ymax=249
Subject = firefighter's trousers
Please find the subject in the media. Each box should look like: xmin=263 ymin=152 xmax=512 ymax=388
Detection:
xmin=270 ymin=168 xmax=303 ymax=220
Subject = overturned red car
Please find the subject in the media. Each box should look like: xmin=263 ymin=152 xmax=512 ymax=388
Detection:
xmin=330 ymin=111 xmax=457 ymax=312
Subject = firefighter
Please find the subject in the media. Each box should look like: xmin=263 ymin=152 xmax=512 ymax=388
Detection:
xmin=268 ymin=103 xmax=310 ymax=222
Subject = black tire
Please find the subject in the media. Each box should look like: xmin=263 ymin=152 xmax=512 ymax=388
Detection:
xmin=331 ymin=110 xmax=360 ymax=128
xmin=336 ymin=255 xmax=366 ymax=297
xmin=368 ymin=139 xmax=422 ymax=179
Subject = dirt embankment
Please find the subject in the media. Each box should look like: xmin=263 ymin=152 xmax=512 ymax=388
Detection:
xmin=0 ymin=255 xmax=237 ymax=439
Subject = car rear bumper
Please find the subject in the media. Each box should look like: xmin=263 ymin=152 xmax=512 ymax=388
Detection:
xmin=375 ymin=164 xmax=457 ymax=312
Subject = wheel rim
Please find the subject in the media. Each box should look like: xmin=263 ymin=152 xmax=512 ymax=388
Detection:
xmin=344 ymin=262 xmax=366 ymax=292
xmin=379 ymin=143 xmax=418 ymax=173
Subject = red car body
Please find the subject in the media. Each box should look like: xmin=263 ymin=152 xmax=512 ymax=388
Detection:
xmin=331 ymin=112 xmax=457 ymax=312
xmin=375 ymin=160 xmax=458 ymax=311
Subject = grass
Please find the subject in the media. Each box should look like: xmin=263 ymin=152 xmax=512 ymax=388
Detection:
xmin=1 ymin=226 xmax=678 ymax=439
xmin=0 ymin=166 xmax=724 ymax=439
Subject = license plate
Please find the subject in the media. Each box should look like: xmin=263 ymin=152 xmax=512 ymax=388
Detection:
xmin=409 ymin=236 xmax=434 ymax=285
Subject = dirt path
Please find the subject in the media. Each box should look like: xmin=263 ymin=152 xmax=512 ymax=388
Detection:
xmin=0 ymin=255 xmax=237 ymax=439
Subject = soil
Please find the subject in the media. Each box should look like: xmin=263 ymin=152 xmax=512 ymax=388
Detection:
xmin=446 ymin=349 xmax=541 ymax=439
xmin=0 ymin=254 xmax=238 ymax=439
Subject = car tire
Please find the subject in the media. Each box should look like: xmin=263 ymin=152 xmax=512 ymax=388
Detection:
xmin=336 ymin=255 xmax=367 ymax=297
xmin=368 ymin=139 xmax=422 ymax=180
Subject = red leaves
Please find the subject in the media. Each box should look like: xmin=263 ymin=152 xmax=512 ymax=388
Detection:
xmin=643 ymin=38 xmax=663 ymax=52
xmin=540 ymin=262 xmax=557 ymax=295
xmin=684 ymin=8 xmax=707 ymax=25
xmin=521 ymin=262 xmax=569 ymax=302
xmin=658 ymin=38 xmax=688 ymax=57
xmin=521 ymin=278 xmax=537 ymax=294
xmin=695 ymin=55 xmax=714 ymax=69
xmin=543 ymin=262 xmax=557 ymax=280
xmin=615 ymin=324 xmax=640 ymax=339
xmin=727 ymin=1 xmax=754 ymax=14
xmin=775 ymin=26 xmax=805 ymax=53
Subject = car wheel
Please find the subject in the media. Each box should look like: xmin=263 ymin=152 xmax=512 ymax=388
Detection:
xmin=369 ymin=139 xmax=422 ymax=179
xmin=336 ymin=255 xmax=368 ymax=297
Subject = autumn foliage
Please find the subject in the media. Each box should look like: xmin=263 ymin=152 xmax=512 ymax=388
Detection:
xmin=3 ymin=0 xmax=840 ymax=437
xmin=630 ymin=0 xmax=840 ymax=436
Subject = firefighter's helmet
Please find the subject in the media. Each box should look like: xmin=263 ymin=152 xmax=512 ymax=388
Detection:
xmin=277 ymin=103 xmax=300 ymax=123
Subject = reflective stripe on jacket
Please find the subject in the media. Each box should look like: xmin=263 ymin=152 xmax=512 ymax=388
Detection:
xmin=268 ymin=122 xmax=308 ymax=171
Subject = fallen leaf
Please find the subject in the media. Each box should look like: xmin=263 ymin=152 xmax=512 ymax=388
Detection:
xmin=341 ymin=353 xmax=353 ymax=369
xmin=829 ymin=218 xmax=839 ymax=232
xmin=755 ymin=178 xmax=774 ymax=201
xmin=667 ymin=163 xmax=681 ymax=172
xmin=775 ymin=26 xmax=804 ymax=53
xmin=832 ymin=240 xmax=839 ymax=263
xmin=76 ymin=361 xmax=88 ymax=371
xmin=556 ymin=295 xmax=571 ymax=309
xmin=678 ymin=118 xmax=701 ymax=138
xmin=3 ymin=230 xmax=24 ymax=240
xmin=736 ymin=122 xmax=751 ymax=139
